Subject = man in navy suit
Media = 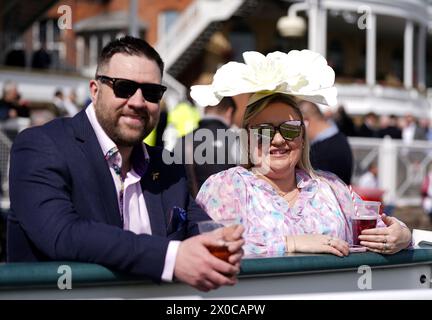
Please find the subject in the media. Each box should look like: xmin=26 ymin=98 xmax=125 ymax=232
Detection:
xmin=8 ymin=36 xmax=244 ymax=292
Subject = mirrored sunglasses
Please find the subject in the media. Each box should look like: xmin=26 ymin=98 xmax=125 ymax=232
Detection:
xmin=250 ymin=120 xmax=303 ymax=143
xmin=96 ymin=75 xmax=167 ymax=103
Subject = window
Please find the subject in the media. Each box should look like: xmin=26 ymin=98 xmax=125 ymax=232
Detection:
xmin=158 ymin=10 xmax=179 ymax=40
xmin=31 ymin=18 xmax=65 ymax=69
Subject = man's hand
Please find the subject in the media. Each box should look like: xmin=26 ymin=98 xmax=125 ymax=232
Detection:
xmin=174 ymin=225 xmax=244 ymax=292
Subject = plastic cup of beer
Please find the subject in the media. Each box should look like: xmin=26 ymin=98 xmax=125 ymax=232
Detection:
xmin=197 ymin=219 xmax=237 ymax=262
xmin=352 ymin=200 xmax=380 ymax=245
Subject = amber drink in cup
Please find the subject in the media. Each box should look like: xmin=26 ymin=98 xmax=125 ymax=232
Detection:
xmin=198 ymin=219 xmax=237 ymax=261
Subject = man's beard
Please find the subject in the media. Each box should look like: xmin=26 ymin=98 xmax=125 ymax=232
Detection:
xmin=94 ymin=102 xmax=155 ymax=147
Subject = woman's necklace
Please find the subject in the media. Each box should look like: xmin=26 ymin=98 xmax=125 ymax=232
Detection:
xmin=278 ymin=188 xmax=299 ymax=203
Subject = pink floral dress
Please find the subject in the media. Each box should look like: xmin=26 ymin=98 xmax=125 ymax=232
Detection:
xmin=196 ymin=166 xmax=387 ymax=256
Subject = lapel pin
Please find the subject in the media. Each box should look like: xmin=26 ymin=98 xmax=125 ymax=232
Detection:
xmin=152 ymin=172 xmax=160 ymax=181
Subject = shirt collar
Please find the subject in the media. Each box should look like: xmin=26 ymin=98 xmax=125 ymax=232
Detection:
xmin=310 ymin=122 xmax=339 ymax=145
xmin=85 ymin=103 xmax=149 ymax=176
xmin=295 ymin=168 xmax=318 ymax=190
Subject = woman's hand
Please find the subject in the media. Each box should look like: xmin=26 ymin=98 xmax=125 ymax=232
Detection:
xmin=286 ymin=234 xmax=350 ymax=257
xmin=358 ymin=214 xmax=412 ymax=254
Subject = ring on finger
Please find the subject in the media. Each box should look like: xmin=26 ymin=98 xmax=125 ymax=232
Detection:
xmin=383 ymin=235 xmax=387 ymax=244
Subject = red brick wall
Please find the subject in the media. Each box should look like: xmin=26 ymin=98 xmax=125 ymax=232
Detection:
xmin=41 ymin=0 xmax=193 ymax=68
xmin=46 ymin=0 xmax=193 ymax=44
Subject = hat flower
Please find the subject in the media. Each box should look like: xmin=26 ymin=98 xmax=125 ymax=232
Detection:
xmin=191 ymin=49 xmax=337 ymax=107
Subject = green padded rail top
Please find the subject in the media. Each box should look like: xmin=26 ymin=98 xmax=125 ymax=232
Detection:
xmin=1 ymin=248 xmax=431 ymax=289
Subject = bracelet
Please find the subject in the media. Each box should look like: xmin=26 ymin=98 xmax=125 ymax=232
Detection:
xmin=285 ymin=235 xmax=296 ymax=253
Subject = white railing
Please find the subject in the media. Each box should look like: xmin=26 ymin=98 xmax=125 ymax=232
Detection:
xmin=336 ymin=83 xmax=431 ymax=118
xmin=156 ymin=0 xmax=244 ymax=71
xmin=349 ymin=136 xmax=432 ymax=206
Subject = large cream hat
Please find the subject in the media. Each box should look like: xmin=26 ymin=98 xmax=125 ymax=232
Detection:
xmin=190 ymin=49 xmax=337 ymax=107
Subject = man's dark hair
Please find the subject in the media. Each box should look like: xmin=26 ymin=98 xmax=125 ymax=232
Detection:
xmin=54 ymin=89 xmax=63 ymax=98
xmin=205 ymin=97 xmax=237 ymax=115
xmin=365 ymin=112 xmax=378 ymax=120
xmin=96 ymin=36 xmax=164 ymax=77
xmin=299 ymin=100 xmax=324 ymax=120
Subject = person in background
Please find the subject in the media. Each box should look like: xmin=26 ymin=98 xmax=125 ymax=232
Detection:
xmin=357 ymin=112 xmax=379 ymax=138
xmin=31 ymin=43 xmax=51 ymax=70
xmin=0 ymin=81 xmax=29 ymax=120
xmin=52 ymin=89 xmax=65 ymax=116
xmin=155 ymin=100 xmax=168 ymax=147
xmin=421 ymin=164 xmax=432 ymax=224
xmin=358 ymin=162 xmax=379 ymax=189
xmin=165 ymin=100 xmax=201 ymax=150
xmin=418 ymin=118 xmax=430 ymax=141
xmin=174 ymin=97 xmax=238 ymax=197
xmin=299 ymin=100 xmax=353 ymax=185
xmin=63 ymin=90 xmax=80 ymax=117
xmin=402 ymin=114 xmax=426 ymax=143
xmin=378 ymin=114 xmax=402 ymax=139
xmin=29 ymin=109 xmax=56 ymax=127
xmin=8 ymin=36 xmax=244 ymax=292
xmin=5 ymin=47 xmax=26 ymax=68
xmin=334 ymin=105 xmax=356 ymax=137
xmin=143 ymin=99 xmax=168 ymax=147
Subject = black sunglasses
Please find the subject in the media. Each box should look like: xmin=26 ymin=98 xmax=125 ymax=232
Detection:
xmin=96 ymin=75 xmax=167 ymax=103
xmin=250 ymin=120 xmax=303 ymax=143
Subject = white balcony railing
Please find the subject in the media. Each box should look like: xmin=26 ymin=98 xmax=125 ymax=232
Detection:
xmin=337 ymin=84 xmax=431 ymax=118
xmin=350 ymin=136 xmax=432 ymax=206
xmin=156 ymin=0 xmax=244 ymax=72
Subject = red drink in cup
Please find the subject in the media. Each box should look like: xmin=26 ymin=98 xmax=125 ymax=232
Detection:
xmin=351 ymin=200 xmax=380 ymax=246
xmin=352 ymin=216 xmax=378 ymax=245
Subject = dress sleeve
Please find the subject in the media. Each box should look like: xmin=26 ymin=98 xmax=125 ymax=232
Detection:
xmin=196 ymin=169 xmax=245 ymax=223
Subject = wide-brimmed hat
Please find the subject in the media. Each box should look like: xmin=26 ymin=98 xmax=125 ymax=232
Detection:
xmin=190 ymin=50 xmax=337 ymax=108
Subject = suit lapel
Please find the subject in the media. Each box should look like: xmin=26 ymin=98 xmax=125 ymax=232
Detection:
xmin=71 ymin=111 xmax=122 ymax=227
xmin=141 ymin=147 xmax=167 ymax=237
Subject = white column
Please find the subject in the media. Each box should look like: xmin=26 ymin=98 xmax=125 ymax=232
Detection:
xmin=366 ymin=13 xmax=376 ymax=86
xmin=308 ymin=0 xmax=319 ymax=52
xmin=59 ymin=42 xmax=66 ymax=64
xmin=318 ymin=8 xmax=327 ymax=57
xmin=89 ymin=35 xmax=98 ymax=66
xmin=47 ymin=19 xmax=54 ymax=50
xmin=75 ymin=36 xmax=85 ymax=69
xmin=32 ymin=23 xmax=40 ymax=50
xmin=129 ymin=0 xmax=139 ymax=37
xmin=378 ymin=136 xmax=397 ymax=205
xmin=417 ymin=24 xmax=426 ymax=90
xmin=404 ymin=21 xmax=414 ymax=89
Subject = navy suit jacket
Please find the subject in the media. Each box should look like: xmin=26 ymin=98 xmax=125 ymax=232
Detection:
xmin=7 ymin=110 xmax=210 ymax=281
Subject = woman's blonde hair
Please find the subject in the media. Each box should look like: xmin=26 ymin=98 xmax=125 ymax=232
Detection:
xmin=241 ymin=93 xmax=317 ymax=178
